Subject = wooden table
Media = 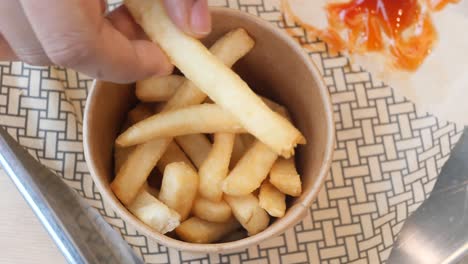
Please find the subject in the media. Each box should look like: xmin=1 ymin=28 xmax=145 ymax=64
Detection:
xmin=0 ymin=170 xmax=64 ymax=264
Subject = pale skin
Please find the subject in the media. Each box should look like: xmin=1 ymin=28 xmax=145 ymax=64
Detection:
xmin=0 ymin=0 xmax=211 ymax=83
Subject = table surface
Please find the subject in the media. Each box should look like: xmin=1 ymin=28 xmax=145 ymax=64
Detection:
xmin=0 ymin=170 xmax=64 ymax=264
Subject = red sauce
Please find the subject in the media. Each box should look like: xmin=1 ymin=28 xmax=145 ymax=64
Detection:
xmin=281 ymin=0 xmax=459 ymax=71
xmin=427 ymin=0 xmax=460 ymax=11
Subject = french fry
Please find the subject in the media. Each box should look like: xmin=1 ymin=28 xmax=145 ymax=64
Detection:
xmin=136 ymin=75 xmax=185 ymax=102
xmin=261 ymin=97 xmax=290 ymax=120
xmin=111 ymin=28 xmax=254 ymax=206
xmin=230 ymin=135 xmax=246 ymax=169
xmin=157 ymin=141 xmax=195 ymax=172
xmin=222 ymin=141 xmax=278 ymax=196
xmin=125 ymin=0 xmax=305 ymax=157
xmin=127 ymin=190 xmax=180 ymax=234
xmin=175 ymin=217 xmax=240 ymax=244
xmin=112 ymin=139 xmax=169 ymax=205
xmin=269 ymin=158 xmax=302 ymax=197
xmin=240 ymin=134 xmax=256 ymax=148
xmin=115 ymin=102 xmax=155 ymax=173
xmin=175 ymin=134 xmax=212 ymax=169
xmin=144 ymin=182 xmax=160 ymax=197
xmin=199 ymin=133 xmax=235 ymax=201
xmin=127 ymin=103 xmax=155 ymax=124
xmin=259 ymin=181 xmax=286 ymax=217
xmin=116 ymin=104 xmax=246 ymax=147
xmin=114 ymin=144 xmax=134 ymax=174
xmin=158 ymin=162 xmax=198 ymax=220
xmin=192 ymin=197 xmax=232 ymax=223
xmin=224 ymin=194 xmax=270 ymax=236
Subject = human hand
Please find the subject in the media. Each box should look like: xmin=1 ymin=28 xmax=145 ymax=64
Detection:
xmin=0 ymin=0 xmax=211 ymax=83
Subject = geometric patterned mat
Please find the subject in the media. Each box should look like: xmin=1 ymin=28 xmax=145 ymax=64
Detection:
xmin=0 ymin=0 xmax=463 ymax=263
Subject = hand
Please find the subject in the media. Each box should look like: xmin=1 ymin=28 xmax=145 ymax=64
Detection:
xmin=0 ymin=0 xmax=211 ymax=83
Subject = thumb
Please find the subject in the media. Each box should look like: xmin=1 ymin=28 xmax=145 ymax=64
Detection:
xmin=163 ymin=0 xmax=211 ymax=38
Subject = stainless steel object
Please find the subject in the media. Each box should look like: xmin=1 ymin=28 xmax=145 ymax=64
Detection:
xmin=388 ymin=128 xmax=468 ymax=264
xmin=0 ymin=126 xmax=143 ymax=264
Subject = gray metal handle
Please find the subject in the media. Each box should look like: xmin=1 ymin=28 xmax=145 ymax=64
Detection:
xmin=0 ymin=126 xmax=144 ymax=264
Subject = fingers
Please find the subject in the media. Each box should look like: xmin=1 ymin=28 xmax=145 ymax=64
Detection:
xmin=87 ymin=22 xmax=173 ymax=83
xmin=107 ymin=5 xmax=147 ymax=40
xmin=0 ymin=0 xmax=49 ymax=65
xmin=19 ymin=0 xmax=173 ymax=83
xmin=163 ymin=0 xmax=211 ymax=38
xmin=0 ymin=34 xmax=18 ymax=61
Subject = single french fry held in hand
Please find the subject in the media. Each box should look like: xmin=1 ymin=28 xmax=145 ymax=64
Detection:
xmin=157 ymin=141 xmax=195 ymax=172
xmin=117 ymin=104 xmax=246 ymax=147
xmin=175 ymin=217 xmax=240 ymax=243
xmin=224 ymin=194 xmax=270 ymax=236
xmin=230 ymin=134 xmax=246 ymax=169
xmin=124 ymin=0 xmax=305 ymax=158
xmin=163 ymin=28 xmax=255 ymax=110
xmin=222 ymin=141 xmax=278 ymax=196
xmin=158 ymin=162 xmax=198 ymax=221
xmin=192 ymin=197 xmax=232 ymax=223
xmin=269 ymin=157 xmax=302 ymax=197
xmin=199 ymin=133 xmax=235 ymax=201
xmin=259 ymin=181 xmax=286 ymax=217
xmin=136 ymin=75 xmax=185 ymax=102
xmin=127 ymin=190 xmax=180 ymax=234
xmin=261 ymin=97 xmax=291 ymax=120
xmin=175 ymin=134 xmax=212 ymax=169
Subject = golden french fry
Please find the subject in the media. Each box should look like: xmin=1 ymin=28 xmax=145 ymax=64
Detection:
xmin=240 ymin=134 xmax=256 ymax=148
xmin=261 ymin=97 xmax=290 ymax=120
xmin=157 ymin=141 xmax=195 ymax=172
xmin=175 ymin=134 xmax=211 ymax=169
xmin=192 ymin=197 xmax=232 ymax=223
xmin=199 ymin=133 xmax=235 ymax=201
xmin=144 ymin=182 xmax=160 ymax=198
xmin=269 ymin=158 xmax=302 ymax=197
xmin=124 ymin=0 xmax=305 ymax=157
xmin=116 ymin=104 xmax=246 ymax=147
xmin=136 ymin=75 xmax=185 ymax=102
xmin=111 ymin=139 xmax=169 ymax=205
xmin=222 ymin=141 xmax=278 ymax=196
xmin=111 ymin=28 xmax=254 ymax=206
xmin=127 ymin=190 xmax=180 ymax=234
xmin=120 ymin=102 xmax=155 ymax=132
xmin=230 ymin=134 xmax=246 ymax=169
xmin=175 ymin=217 xmax=240 ymax=244
xmin=158 ymin=162 xmax=198 ymax=220
xmin=204 ymin=97 xmax=214 ymax=103
xmin=224 ymin=194 xmax=270 ymax=236
xmin=115 ymin=102 xmax=155 ymax=174
xmin=114 ymin=144 xmax=135 ymax=174
xmin=259 ymin=181 xmax=286 ymax=217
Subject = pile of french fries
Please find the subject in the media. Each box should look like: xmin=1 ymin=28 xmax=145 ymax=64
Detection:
xmin=111 ymin=0 xmax=306 ymax=244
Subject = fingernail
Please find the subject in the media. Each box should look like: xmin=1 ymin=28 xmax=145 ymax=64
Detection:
xmin=190 ymin=0 xmax=211 ymax=37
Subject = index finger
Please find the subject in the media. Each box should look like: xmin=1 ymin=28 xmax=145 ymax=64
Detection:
xmin=19 ymin=0 xmax=173 ymax=83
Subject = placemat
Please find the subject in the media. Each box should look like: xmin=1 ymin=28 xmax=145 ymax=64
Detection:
xmin=0 ymin=0 xmax=463 ymax=263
